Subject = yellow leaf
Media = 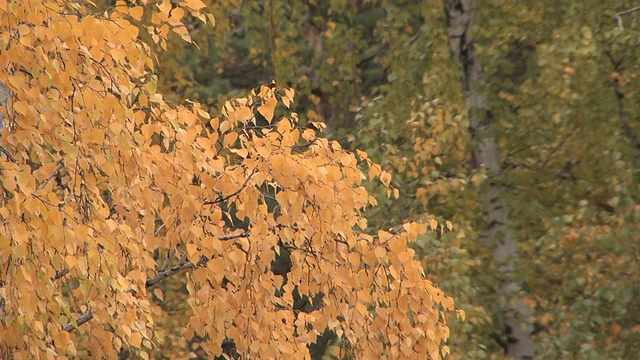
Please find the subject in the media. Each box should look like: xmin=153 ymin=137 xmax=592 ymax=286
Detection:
xmin=277 ymin=119 xmax=292 ymax=133
xmin=129 ymin=332 xmax=142 ymax=348
xmin=83 ymin=129 xmax=105 ymax=145
xmin=219 ymin=120 xmax=231 ymax=133
xmin=368 ymin=164 xmax=381 ymax=179
xmin=8 ymin=74 xmax=25 ymax=89
xmin=123 ymin=309 xmax=136 ymax=325
xmin=302 ymin=129 xmax=315 ymax=141
xmin=206 ymin=13 xmax=216 ymax=26
xmin=282 ymin=88 xmax=295 ymax=108
xmin=129 ymin=6 xmax=143 ymax=20
xmin=154 ymin=288 xmax=164 ymax=301
xmin=0 ymin=235 xmax=10 ymax=258
xmin=186 ymin=243 xmax=199 ymax=261
xmin=230 ymin=148 xmax=248 ymax=158
xmin=235 ymin=106 xmax=253 ymax=122
xmin=13 ymin=100 xmax=28 ymax=116
xmin=55 ymin=331 xmax=71 ymax=348
xmin=66 ymin=255 xmax=78 ymax=269
xmin=380 ymin=171 xmax=391 ymax=188
xmin=16 ymin=170 xmax=36 ymax=197
xmin=157 ymin=1 xmax=171 ymax=15
xmin=183 ymin=0 xmax=207 ymax=11
xmin=441 ymin=296 xmax=454 ymax=311
xmin=258 ymin=97 xmax=277 ymax=123
xmin=348 ymin=252 xmax=360 ymax=268
xmin=445 ymin=221 xmax=453 ymax=231
xmin=223 ymin=132 xmax=238 ymax=147
xmin=429 ymin=219 xmax=438 ymax=231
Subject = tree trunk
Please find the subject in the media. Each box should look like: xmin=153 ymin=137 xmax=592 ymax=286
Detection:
xmin=0 ymin=83 xmax=8 ymax=129
xmin=444 ymin=0 xmax=534 ymax=358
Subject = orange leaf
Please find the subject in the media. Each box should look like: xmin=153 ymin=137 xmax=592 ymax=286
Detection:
xmin=129 ymin=6 xmax=144 ymax=20
xmin=258 ymin=97 xmax=277 ymax=123
xmin=183 ymin=0 xmax=207 ymax=11
xmin=54 ymin=331 xmax=71 ymax=348
xmin=235 ymin=106 xmax=253 ymax=122
xmin=13 ymin=100 xmax=28 ymax=116
xmin=129 ymin=332 xmax=142 ymax=348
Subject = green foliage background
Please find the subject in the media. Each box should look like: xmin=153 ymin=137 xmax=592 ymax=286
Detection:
xmin=153 ymin=0 xmax=640 ymax=358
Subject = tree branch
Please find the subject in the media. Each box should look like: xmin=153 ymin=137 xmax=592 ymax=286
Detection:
xmin=40 ymin=161 xmax=64 ymax=190
xmin=145 ymin=254 xmax=195 ymax=288
xmin=615 ymin=6 xmax=640 ymax=30
xmin=63 ymin=311 xmax=94 ymax=332
xmin=203 ymin=167 xmax=257 ymax=205
xmin=53 ymin=268 xmax=69 ymax=280
xmin=62 ymin=224 xmax=301 ymax=332
xmin=0 ymin=146 xmax=16 ymax=163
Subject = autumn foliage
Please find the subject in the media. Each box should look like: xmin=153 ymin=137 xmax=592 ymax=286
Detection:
xmin=0 ymin=1 xmax=455 ymax=358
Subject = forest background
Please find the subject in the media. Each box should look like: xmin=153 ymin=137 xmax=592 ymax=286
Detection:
xmin=1 ymin=0 xmax=640 ymax=359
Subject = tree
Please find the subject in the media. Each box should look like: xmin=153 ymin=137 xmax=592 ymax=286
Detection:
xmin=75 ymin=0 xmax=640 ymax=358
xmin=444 ymin=1 xmax=534 ymax=358
xmin=0 ymin=1 xmax=457 ymax=358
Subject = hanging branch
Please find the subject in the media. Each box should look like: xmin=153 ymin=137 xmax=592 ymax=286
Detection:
xmin=615 ymin=6 xmax=640 ymax=30
xmin=63 ymin=223 xmax=305 ymax=332
xmin=63 ymin=311 xmax=94 ymax=332
xmin=203 ymin=167 xmax=258 ymax=206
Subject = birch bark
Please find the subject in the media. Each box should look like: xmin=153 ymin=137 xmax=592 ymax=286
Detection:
xmin=444 ymin=0 xmax=534 ymax=358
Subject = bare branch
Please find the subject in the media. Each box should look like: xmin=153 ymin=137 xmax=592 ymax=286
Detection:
xmin=0 ymin=146 xmax=16 ymax=163
xmin=615 ymin=6 xmax=640 ymax=30
xmin=158 ymin=248 xmax=176 ymax=272
xmin=53 ymin=268 xmax=69 ymax=280
xmin=204 ymin=167 xmax=257 ymax=205
xmin=217 ymin=231 xmax=251 ymax=241
xmin=63 ymin=311 xmax=94 ymax=332
xmin=40 ymin=161 xmax=64 ymax=190
xmin=145 ymin=255 xmax=195 ymax=288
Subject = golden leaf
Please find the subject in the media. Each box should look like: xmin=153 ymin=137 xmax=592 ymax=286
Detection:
xmin=129 ymin=6 xmax=143 ymax=21
xmin=258 ymin=97 xmax=277 ymax=123
xmin=183 ymin=0 xmax=207 ymax=11
xmin=129 ymin=332 xmax=142 ymax=348
xmin=235 ymin=106 xmax=253 ymax=122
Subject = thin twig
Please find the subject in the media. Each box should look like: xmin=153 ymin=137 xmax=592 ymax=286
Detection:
xmin=40 ymin=161 xmax=64 ymax=190
xmin=615 ymin=6 xmax=640 ymax=30
xmin=204 ymin=168 xmax=257 ymax=205
xmin=145 ymin=254 xmax=194 ymax=288
xmin=0 ymin=146 xmax=16 ymax=163
xmin=158 ymin=248 xmax=176 ymax=272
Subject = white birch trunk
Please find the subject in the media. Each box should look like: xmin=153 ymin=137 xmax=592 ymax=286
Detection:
xmin=444 ymin=0 xmax=534 ymax=358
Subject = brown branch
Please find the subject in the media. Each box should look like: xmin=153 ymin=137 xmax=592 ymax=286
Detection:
xmin=217 ymin=231 xmax=251 ymax=241
xmin=158 ymin=248 xmax=176 ymax=272
xmin=63 ymin=311 xmax=94 ymax=332
xmin=145 ymin=254 xmax=195 ymax=288
xmin=53 ymin=268 xmax=69 ymax=280
xmin=0 ymin=146 xmax=16 ymax=163
xmin=40 ymin=161 xmax=64 ymax=190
